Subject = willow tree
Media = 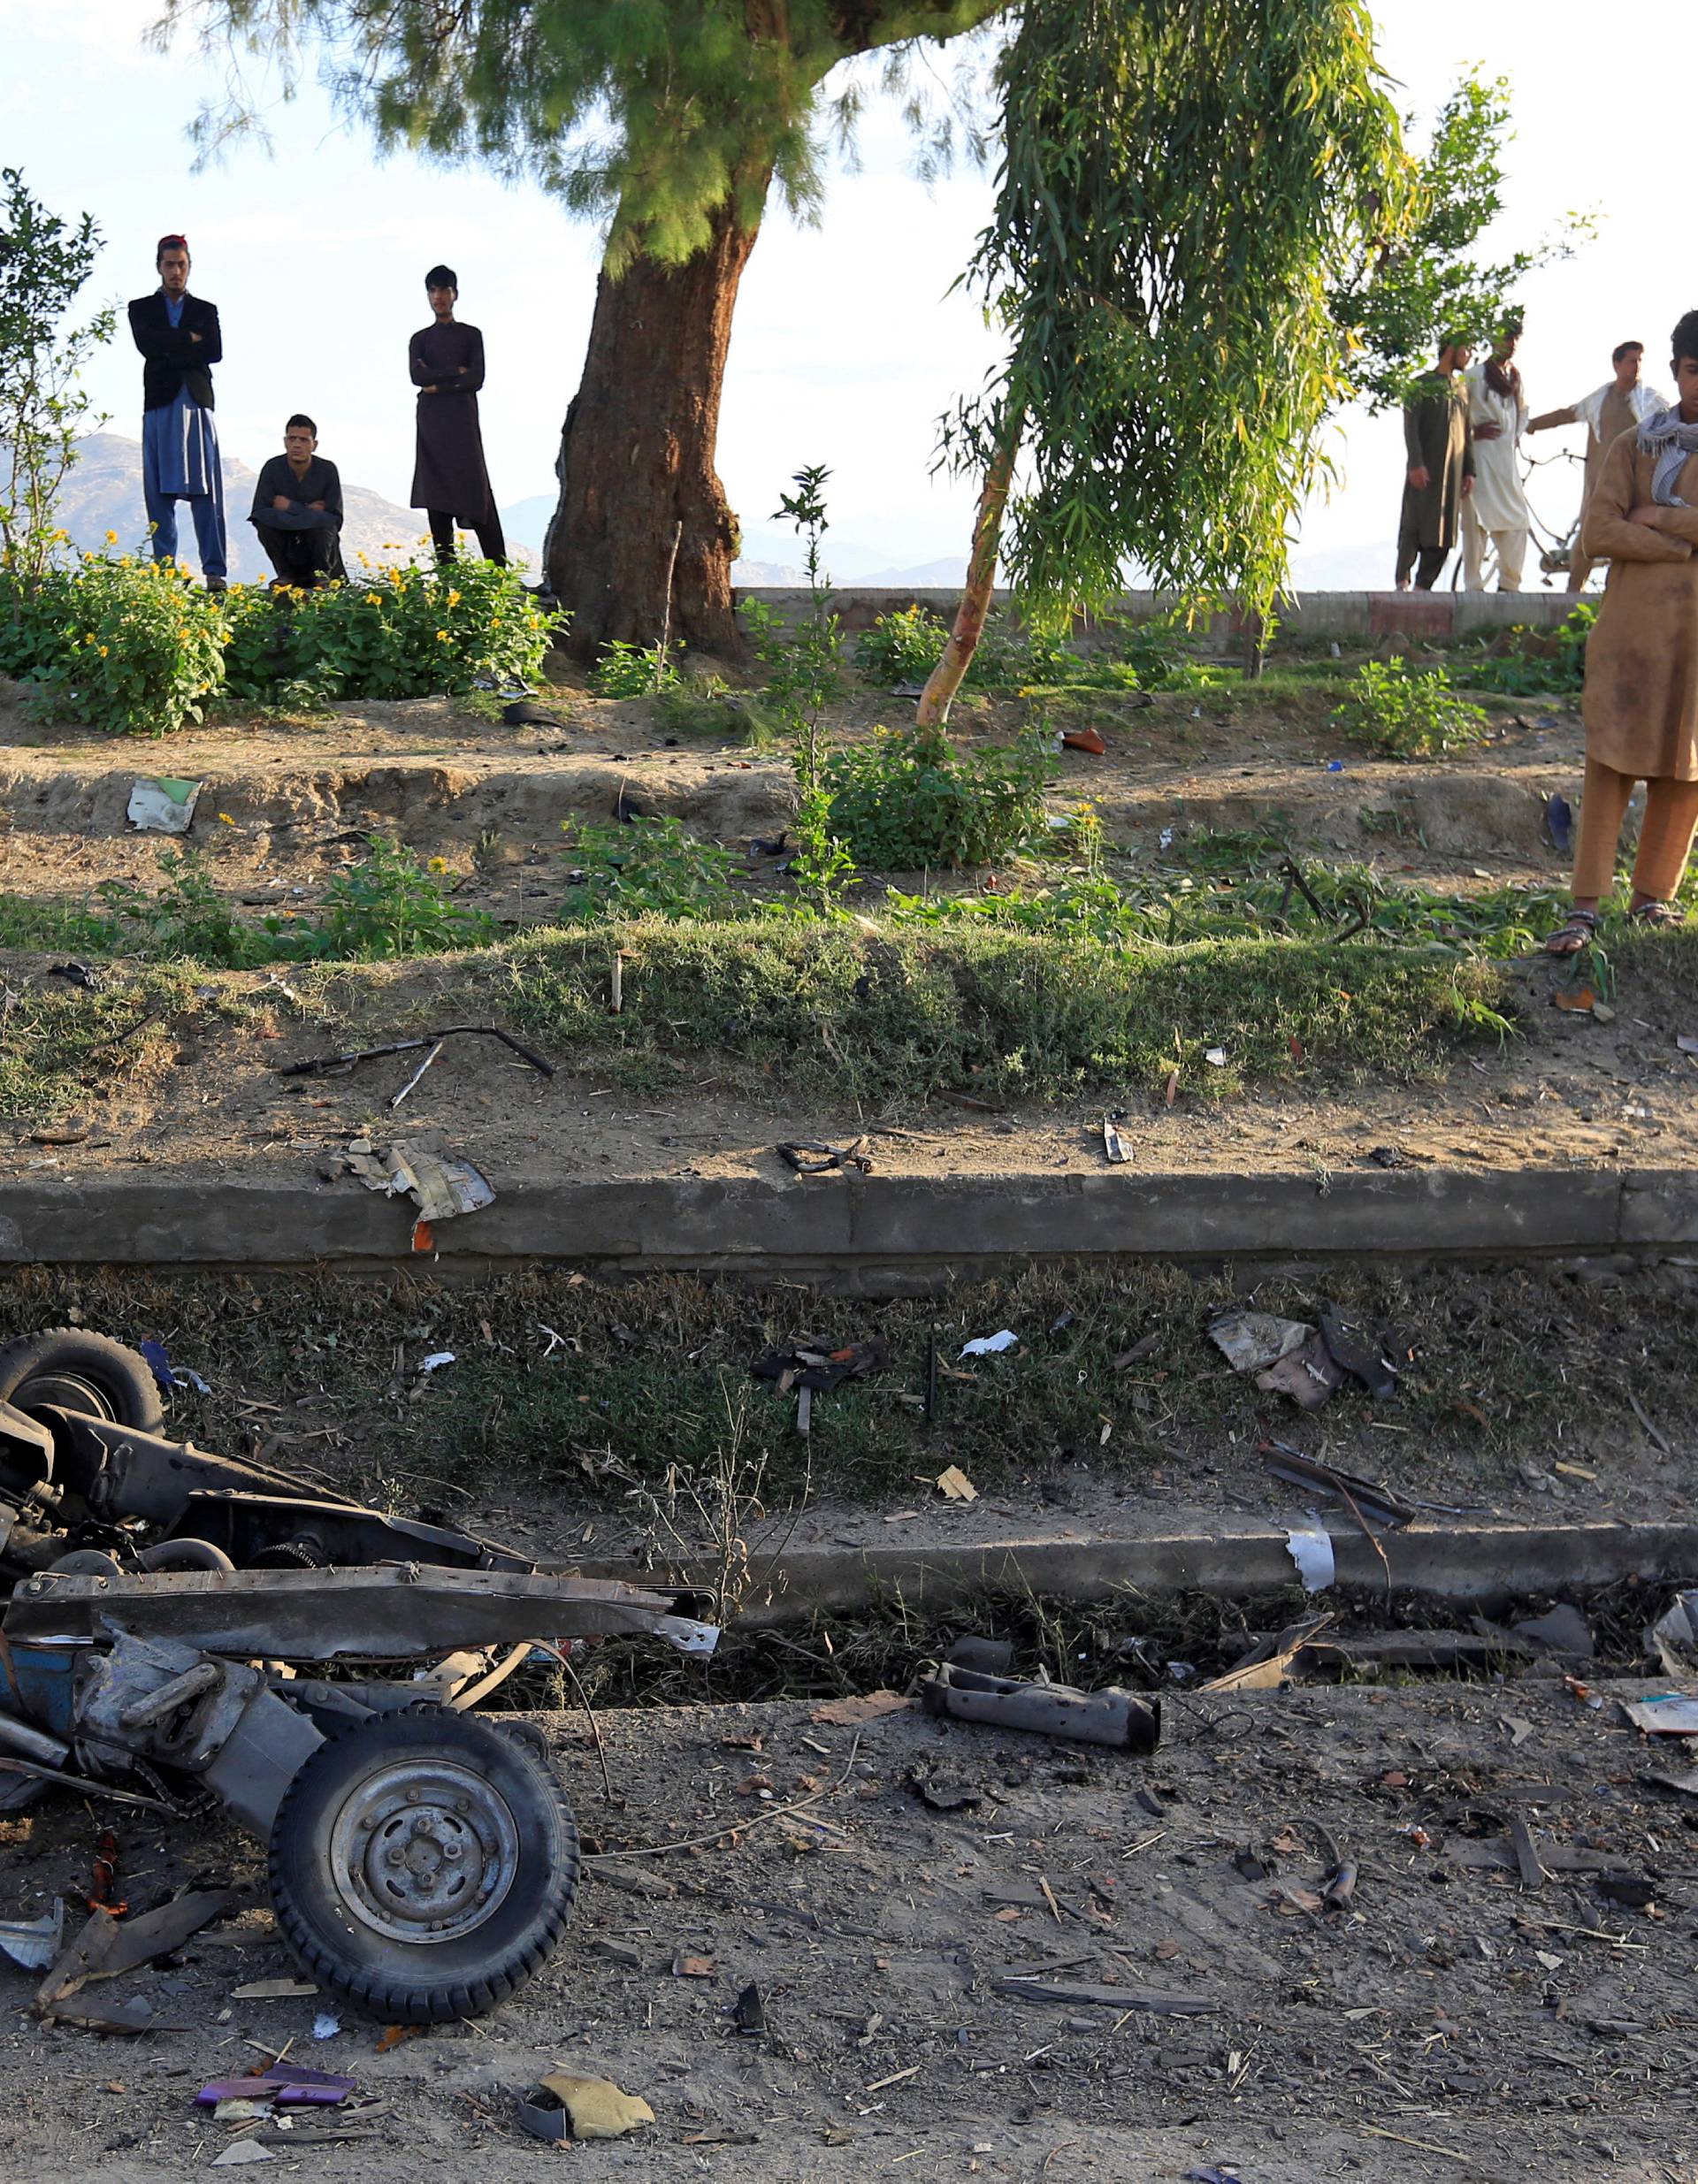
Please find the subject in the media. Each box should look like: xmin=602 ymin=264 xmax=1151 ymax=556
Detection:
xmin=918 ymin=0 xmax=1409 ymax=722
xmin=158 ymin=0 xmax=1005 ymax=657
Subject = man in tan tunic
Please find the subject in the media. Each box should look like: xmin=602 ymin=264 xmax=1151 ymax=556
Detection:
xmin=1396 ymin=340 xmax=1475 ymax=589
xmin=1528 ymin=341 xmax=1671 ymax=590
xmin=1546 ymin=310 xmax=1698 ymax=953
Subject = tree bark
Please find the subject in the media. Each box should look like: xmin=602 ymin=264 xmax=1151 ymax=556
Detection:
xmin=545 ymin=181 xmax=769 ymax=664
xmin=915 ymin=403 xmax=1026 ymax=727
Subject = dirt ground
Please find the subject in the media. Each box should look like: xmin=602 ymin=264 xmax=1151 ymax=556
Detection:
xmin=2 ymin=926 xmax=1696 ymax=1195
xmin=0 ymin=668 xmax=1578 ymax=909
xmin=2 ymin=1675 xmax=1695 ymax=2182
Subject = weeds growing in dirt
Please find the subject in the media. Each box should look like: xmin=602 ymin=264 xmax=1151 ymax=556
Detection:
xmin=1332 ymin=657 xmax=1489 ymax=759
xmin=825 ymin=721 xmax=1057 ymax=869
xmin=590 ymin=638 xmax=682 ymax=699
xmin=560 ymin=814 xmax=742 ymax=922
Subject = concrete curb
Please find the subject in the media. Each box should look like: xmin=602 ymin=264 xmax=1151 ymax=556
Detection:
xmin=0 ymin=1164 xmax=1693 ymax=1279
xmin=576 ymin=1521 xmax=1698 ymax=1625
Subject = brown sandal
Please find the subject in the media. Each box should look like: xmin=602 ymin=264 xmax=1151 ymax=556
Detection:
xmin=1628 ymin=899 xmax=1685 ymax=928
xmin=1543 ymin=908 xmax=1601 ymax=957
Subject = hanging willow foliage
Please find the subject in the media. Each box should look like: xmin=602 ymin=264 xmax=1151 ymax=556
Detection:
xmin=942 ymin=0 xmax=1411 ymax=626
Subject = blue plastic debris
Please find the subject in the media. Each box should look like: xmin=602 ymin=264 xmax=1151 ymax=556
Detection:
xmin=139 ymin=1340 xmax=211 ymax=1400
xmin=1326 ymin=759 xmax=1345 ymax=773
xmin=1546 ymin=790 xmax=1573 ymax=856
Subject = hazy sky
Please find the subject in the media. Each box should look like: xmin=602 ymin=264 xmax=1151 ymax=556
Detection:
xmin=0 ymin=0 xmax=1661 ymax=584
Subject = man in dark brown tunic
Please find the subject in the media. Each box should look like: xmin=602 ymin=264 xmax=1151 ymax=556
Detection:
xmin=1395 ymin=339 xmax=1476 ymax=590
xmin=409 ymin=264 xmax=506 ymax=566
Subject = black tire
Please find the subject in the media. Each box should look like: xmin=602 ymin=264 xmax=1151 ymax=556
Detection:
xmin=0 ymin=1328 xmax=164 ymax=1433
xmin=268 ymin=1703 xmax=578 ymax=2024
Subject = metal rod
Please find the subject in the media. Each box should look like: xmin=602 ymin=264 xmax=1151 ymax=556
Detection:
xmin=389 ymin=1040 xmax=445 ymax=1109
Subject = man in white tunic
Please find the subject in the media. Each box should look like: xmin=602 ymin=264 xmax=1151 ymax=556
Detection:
xmin=1528 ymin=341 xmax=1671 ymax=590
xmin=1461 ymin=327 xmax=1532 ymax=592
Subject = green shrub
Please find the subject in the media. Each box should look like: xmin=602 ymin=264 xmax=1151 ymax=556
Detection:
xmin=1450 ymin=602 xmax=1595 ymax=696
xmin=590 ymin=638 xmax=681 ymax=698
xmin=824 ymin=723 xmax=1056 ymax=868
xmin=97 ymin=850 xmax=267 ymax=967
xmin=223 ymin=559 xmax=557 ymax=704
xmin=853 ymin=605 xmax=1075 ymax=691
xmin=288 ymin=836 xmax=495 ymax=959
xmin=1332 ymin=658 xmax=1488 ymax=759
xmin=560 ymin=815 xmax=742 ymax=921
xmin=3 ymin=551 xmax=226 ymax=734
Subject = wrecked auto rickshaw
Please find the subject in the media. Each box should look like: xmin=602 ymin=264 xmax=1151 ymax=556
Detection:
xmin=0 ymin=1328 xmax=715 ymax=2022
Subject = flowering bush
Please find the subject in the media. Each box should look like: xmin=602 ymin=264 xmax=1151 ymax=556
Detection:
xmin=0 ymin=544 xmax=226 ymax=735
xmin=223 ymin=557 xmax=560 ymax=704
xmin=0 ymin=535 xmax=558 ymax=729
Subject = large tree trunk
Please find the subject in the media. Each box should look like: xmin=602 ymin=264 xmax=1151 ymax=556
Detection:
xmin=545 ymin=183 xmax=769 ymax=663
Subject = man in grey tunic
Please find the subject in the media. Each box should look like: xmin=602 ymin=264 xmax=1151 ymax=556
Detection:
xmin=1395 ymin=339 xmax=1476 ymax=591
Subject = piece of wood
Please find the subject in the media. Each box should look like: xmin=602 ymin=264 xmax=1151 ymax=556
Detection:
xmin=1509 ymin=1816 xmax=1546 ymax=1890
xmin=995 ymin=1976 xmax=1217 ymax=2015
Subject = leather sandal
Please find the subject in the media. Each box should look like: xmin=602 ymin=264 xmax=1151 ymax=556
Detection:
xmin=1543 ymin=908 xmax=1602 ymax=957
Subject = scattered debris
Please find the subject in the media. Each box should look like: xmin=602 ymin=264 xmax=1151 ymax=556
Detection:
xmin=1204 ymin=1046 xmax=1228 ymax=1067
xmin=731 ymin=1982 xmax=766 ymax=2035
xmin=47 ymin=961 xmax=101 ymax=992
xmin=811 ymin=1691 xmax=911 ymax=1727
xmin=1102 ymin=1118 xmax=1129 ymax=1164
xmin=517 ymin=2073 xmax=656 ymax=2143
xmin=1283 ymin=1530 xmax=1335 ymax=1593
xmin=0 ymin=1900 xmax=64 ymax=1972
xmin=1544 ymin=791 xmax=1573 ymax=855
xmin=1554 ymin=986 xmax=1602 ymax=1015
xmin=210 ymin=2142 xmax=275 ymax=2168
xmin=280 ymin=1027 xmax=554 ymax=1081
xmin=502 ymin=699 xmax=564 ymax=727
xmin=1367 ymin=1143 xmax=1413 ymax=1168
xmin=127 ymin=776 xmax=203 ymax=835
xmin=1207 ymin=1310 xmax=1309 ymax=1374
xmin=906 ymin=1764 xmax=983 ymax=1813
xmin=1322 ymin=1860 xmax=1358 ymax=1912
xmin=320 ymin=1138 xmax=495 ymax=1249
xmin=935 ymin=1465 xmax=977 ymax=1502
xmin=1621 ymin=1695 xmax=1698 ymax=1737
xmin=1255 ymin=1331 xmax=1344 ymax=1413
xmin=672 ymin=1952 xmax=715 ymax=1978
xmin=1316 ymin=1304 xmax=1398 ymax=1400
xmin=27 ymin=1116 xmax=91 ymax=1147
xmin=1647 ymin=1590 xmax=1698 ymax=1674
xmin=946 ymin=1635 xmax=1014 ymax=1676
xmin=1059 ymin=726 xmax=1106 ymax=756
xmin=1261 ymin=1444 xmax=1416 ymax=1529
xmin=919 ymin=1662 xmax=1159 ymax=1752
xmin=776 ymin=1138 xmax=875 ymax=1176
xmin=1512 ymin=1604 xmax=1595 ymax=1660
xmin=1202 ymin=1615 xmax=1334 ymax=1694
xmin=311 ymin=2012 xmax=341 ymax=2040
xmin=35 ymin=1890 xmax=239 ymax=2021
xmin=995 ymin=1976 xmax=1214 ymax=2015
xmin=752 ymin=1337 xmax=890 ymax=1394
xmin=417 ymin=1352 xmax=456 ymax=1377
xmin=196 ymin=2066 xmax=358 ymax=2109
xmin=232 ymin=1978 xmax=319 ymax=2001
xmin=960 ymin=1329 xmax=1020 ymax=1358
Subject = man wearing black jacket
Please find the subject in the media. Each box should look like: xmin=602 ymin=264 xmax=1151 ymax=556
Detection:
xmin=127 ymin=234 xmax=227 ymax=592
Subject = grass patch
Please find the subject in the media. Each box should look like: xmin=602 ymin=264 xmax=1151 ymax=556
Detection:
xmin=0 ymin=1257 xmax=1690 ymax=1544
xmin=499 ymin=919 xmax=1511 ymax=1104
xmin=0 ymin=963 xmax=207 ymax=1121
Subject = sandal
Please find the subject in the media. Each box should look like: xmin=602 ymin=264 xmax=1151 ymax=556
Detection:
xmin=1543 ymin=907 xmax=1601 ymax=957
xmin=1628 ymin=899 xmax=1685 ymax=928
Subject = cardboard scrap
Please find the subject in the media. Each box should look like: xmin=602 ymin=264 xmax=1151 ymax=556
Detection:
xmin=810 ymin=1690 xmax=911 ymax=1726
xmin=232 ymin=1979 xmax=318 ymax=2001
xmin=127 ymin=776 xmax=203 ymax=835
xmin=1622 ymin=1694 xmax=1698 ymax=1737
xmin=936 ymin=1465 xmax=978 ymax=1503
xmin=323 ymin=1139 xmax=495 ymax=1249
xmin=518 ymin=2073 xmax=655 ymax=2144
xmin=1208 ymin=1310 xmax=1310 ymax=1374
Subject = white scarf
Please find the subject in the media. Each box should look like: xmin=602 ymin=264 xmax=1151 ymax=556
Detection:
xmin=1637 ymin=404 xmax=1698 ymax=507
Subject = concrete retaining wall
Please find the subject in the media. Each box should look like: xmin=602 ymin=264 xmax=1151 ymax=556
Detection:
xmin=0 ymin=1163 xmax=1691 ymax=1281
xmin=576 ymin=1520 xmax=1698 ymax=1623
xmin=739 ymin=586 xmax=1581 ymax=641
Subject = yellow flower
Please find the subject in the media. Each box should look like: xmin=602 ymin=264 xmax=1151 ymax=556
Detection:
xmin=447 ymin=590 xmax=461 ymax=607
xmin=98 ymin=645 xmax=108 ymax=657
xmin=427 ymin=856 xmax=449 ymax=874
xmin=218 ymin=812 xmax=234 ymax=825
xmin=366 ymin=592 xmax=382 ymax=606
xmin=104 ymin=530 xmax=118 ymax=545
xmin=435 ymin=629 xmax=447 ymax=641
